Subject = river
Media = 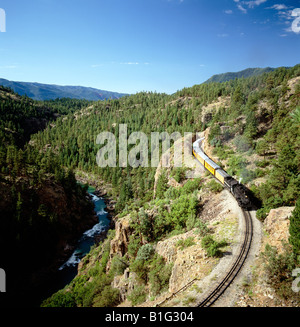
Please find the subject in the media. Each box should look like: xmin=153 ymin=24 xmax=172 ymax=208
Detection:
xmin=49 ymin=185 xmax=111 ymax=294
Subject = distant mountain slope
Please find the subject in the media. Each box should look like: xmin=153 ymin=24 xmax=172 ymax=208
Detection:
xmin=204 ymin=67 xmax=275 ymax=84
xmin=0 ymin=78 xmax=128 ymax=101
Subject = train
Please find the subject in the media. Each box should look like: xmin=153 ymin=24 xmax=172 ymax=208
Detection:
xmin=192 ymin=138 xmax=251 ymax=210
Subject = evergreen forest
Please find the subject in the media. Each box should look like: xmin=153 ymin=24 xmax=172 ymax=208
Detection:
xmin=0 ymin=64 xmax=299 ymax=307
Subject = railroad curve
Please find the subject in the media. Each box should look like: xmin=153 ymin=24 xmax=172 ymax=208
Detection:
xmin=157 ymin=136 xmax=254 ymax=307
xmin=193 ymin=136 xmax=254 ymax=307
xmin=196 ymin=209 xmax=253 ymax=307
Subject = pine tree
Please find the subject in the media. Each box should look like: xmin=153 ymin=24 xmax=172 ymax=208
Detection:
xmin=232 ymin=85 xmax=244 ymax=108
xmin=256 ymin=139 xmax=269 ymax=159
xmin=155 ymin=170 xmax=168 ymax=199
xmin=244 ymin=111 xmax=257 ymax=142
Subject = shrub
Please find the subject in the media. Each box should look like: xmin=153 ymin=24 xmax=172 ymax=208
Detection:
xmin=136 ymin=244 xmax=154 ymax=261
xmin=289 ymin=198 xmax=300 ymax=258
xmin=234 ymin=135 xmax=252 ymax=153
xmin=41 ymin=290 xmax=76 ymax=307
xmin=176 ymin=237 xmax=195 ymax=250
xmin=255 ymin=168 xmax=266 ymax=178
xmin=227 ymin=155 xmax=248 ymax=176
xmin=206 ymin=180 xmax=223 ymax=193
xmin=131 ymin=244 xmax=155 ymax=283
xmin=255 ymin=159 xmax=270 ymax=168
xmin=170 ymin=167 xmax=187 ymax=183
xmin=261 ymin=243 xmax=300 ymax=301
xmin=109 ymin=255 xmax=128 ymax=277
xmin=128 ymin=234 xmax=142 ymax=258
xmin=130 ymin=259 xmax=149 ymax=283
xmin=156 ymin=169 xmax=169 ymax=199
xmin=181 ymin=178 xmax=201 ymax=194
xmin=186 ymin=213 xmax=197 ymax=231
xmin=256 ymin=207 xmax=270 ymax=222
xmin=93 ymin=286 xmax=120 ymax=307
xmin=201 ymin=235 xmax=228 ymax=257
xmin=148 ymin=254 xmax=173 ymax=296
xmin=167 ymin=194 xmax=198 ymax=230
xmin=127 ymin=285 xmax=147 ymax=306
xmin=195 ymin=220 xmax=211 ymax=237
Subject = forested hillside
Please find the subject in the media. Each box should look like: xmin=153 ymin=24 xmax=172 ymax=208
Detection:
xmin=204 ymin=67 xmax=275 ymax=84
xmin=0 ymin=89 xmax=97 ymax=306
xmin=31 ymin=65 xmax=299 ymax=213
xmin=34 ymin=64 xmax=300 ymax=307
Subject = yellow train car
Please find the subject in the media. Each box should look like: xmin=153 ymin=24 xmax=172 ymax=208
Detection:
xmin=215 ymin=169 xmax=230 ymax=184
xmin=204 ymin=158 xmax=220 ymax=176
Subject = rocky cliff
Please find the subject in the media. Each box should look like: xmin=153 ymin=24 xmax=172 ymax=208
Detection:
xmin=237 ymin=206 xmax=296 ymax=307
xmin=109 ymin=215 xmax=133 ymax=260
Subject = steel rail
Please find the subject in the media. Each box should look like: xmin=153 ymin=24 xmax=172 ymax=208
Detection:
xmin=197 ymin=210 xmax=253 ymax=307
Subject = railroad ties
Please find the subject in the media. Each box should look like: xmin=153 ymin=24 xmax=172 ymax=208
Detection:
xmin=196 ymin=210 xmax=253 ymax=307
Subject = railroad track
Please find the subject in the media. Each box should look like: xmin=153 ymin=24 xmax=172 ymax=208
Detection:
xmin=156 ymin=208 xmax=253 ymax=308
xmin=157 ymin=136 xmax=254 ymax=307
xmin=196 ymin=209 xmax=253 ymax=307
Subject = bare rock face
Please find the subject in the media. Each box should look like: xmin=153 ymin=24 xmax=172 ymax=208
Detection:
xmin=156 ymin=230 xmax=216 ymax=293
xmin=237 ymin=206 xmax=296 ymax=307
xmin=108 ymin=215 xmax=133 ymax=272
xmin=110 ymin=215 xmax=133 ymax=257
xmin=263 ymin=206 xmax=295 ymax=253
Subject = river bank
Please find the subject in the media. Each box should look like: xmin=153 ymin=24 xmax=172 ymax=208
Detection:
xmin=75 ymin=170 xmax=116 ymax=225
xmin=56 ymin=171 xmax=117 ymax=277
xmin=38 ymin=177 xmax=116 ymax=306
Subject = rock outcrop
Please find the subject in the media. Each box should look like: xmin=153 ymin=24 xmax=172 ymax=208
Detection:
xmin=107 ymin=215 xmax=133 ymax=272
xmin=110 ymin=215 xmax=133 ymax=257
xmin=263 ymin=206 xmax=294 ymax=253
xmin=237 ymin=206 xmax=296 ymax=307
xmin=155 ymin=230 xmax=213 ymax=293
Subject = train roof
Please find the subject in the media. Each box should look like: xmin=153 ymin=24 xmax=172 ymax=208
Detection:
xmin=215 ymin=169 xmax=230 ymax=178
xmin=193 ymin=146 xmax=210 ymax=161
xmin=205 ymin=157 xmax=220 ymax=170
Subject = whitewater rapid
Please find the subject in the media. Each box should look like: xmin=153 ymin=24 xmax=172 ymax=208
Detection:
xmin=59 ymin=192 xmax=109 ymax=271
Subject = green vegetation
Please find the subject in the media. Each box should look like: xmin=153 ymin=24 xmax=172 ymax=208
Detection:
xmin=127 ymin=285 xmax=147 ymax=306
xmin=206 ymin=65 xmax=300 ymax=218
xmin=42 ymin=232 xmax=121 ymax=307
xmin=261 ymin=242 xmax=300 ymax=301
xmin=206 ymin=179 xmax=223 ymax=193
xmin=289 ymin=199 xmax=300 ymax=260
xmin=1 ymin=64 xmax=299 ymax=306
xmin=204 ymin=67 xmax=275 ymax=84
xmin=176 ymin=237 xmax=196 ymax=250
xmin=201 ymin=235 xmax=228 ymax=257
xmin=0 ymin=78 xmax=127 ymax=101
xmin=0 ymin=88 xmax=96 ymax=304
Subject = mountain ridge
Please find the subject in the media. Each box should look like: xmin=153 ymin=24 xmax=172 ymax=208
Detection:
xmin=0 ymin=78 xmax=128 ymax=101
xmin=204 ymin=67 xmax=276 ymax=84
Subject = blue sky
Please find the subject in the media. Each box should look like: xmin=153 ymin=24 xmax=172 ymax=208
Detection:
xmin=0 ymin=0 xmax=299 ymax=94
